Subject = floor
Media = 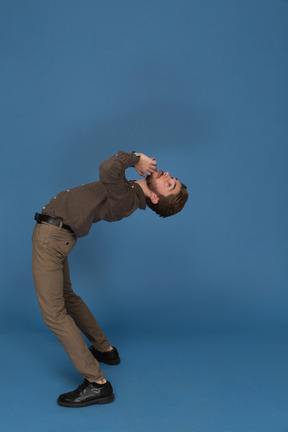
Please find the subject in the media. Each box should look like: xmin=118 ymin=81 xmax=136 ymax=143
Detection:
xmin=2 ymin=328 xmax=288 ymax=432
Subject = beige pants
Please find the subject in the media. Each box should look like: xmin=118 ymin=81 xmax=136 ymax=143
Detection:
xmin=32 ymin=221 xmax=110 ymax=382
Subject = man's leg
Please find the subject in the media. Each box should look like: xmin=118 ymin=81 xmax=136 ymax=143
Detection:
xmin=62 ymin=257 xmax=111 ymax=352
xmin=32 ymin=223 xmax=105 ymax=383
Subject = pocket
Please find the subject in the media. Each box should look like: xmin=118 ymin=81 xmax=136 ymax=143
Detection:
xmin=36 ymin=223 xmax=51 ymax=247
xmin=46 ymin=230 xmax=77 ymax=258
xmin=62 ymin=236 xmax=77 ymax=257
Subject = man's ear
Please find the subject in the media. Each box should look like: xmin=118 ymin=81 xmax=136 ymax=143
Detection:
xmin=150 ymin=192 xmax=159 ymax=204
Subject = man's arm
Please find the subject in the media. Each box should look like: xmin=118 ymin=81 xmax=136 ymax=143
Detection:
xmin=99 ymin=151 xmax=157 ymax=184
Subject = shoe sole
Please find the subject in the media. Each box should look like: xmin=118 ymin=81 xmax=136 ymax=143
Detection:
xmin=89 ymin=346 xmax=121 ymax=366
xmin=99 ymin=359 xmax=120 ymax=366
xmin=57 ymin=394 xmax=115 ymax=408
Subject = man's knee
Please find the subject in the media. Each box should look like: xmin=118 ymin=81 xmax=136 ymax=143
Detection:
xmin=40 ymin=306 xmax=68 ymax=328
xmin=64 ymin=291 xmax=82 ymax=306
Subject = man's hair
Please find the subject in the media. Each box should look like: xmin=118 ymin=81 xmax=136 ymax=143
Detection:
xmin=146 ymin=183 xmax=189 ymax=218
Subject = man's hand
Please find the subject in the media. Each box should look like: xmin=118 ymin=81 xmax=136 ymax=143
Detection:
xmin=135 ymin=153 xmax=157 ymax=177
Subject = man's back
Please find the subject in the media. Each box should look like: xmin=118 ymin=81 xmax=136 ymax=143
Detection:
xmin=42 ymin=151 xmax=146 ymax=237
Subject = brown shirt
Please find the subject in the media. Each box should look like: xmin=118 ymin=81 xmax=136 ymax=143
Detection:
xmin=42 ymin=151 xmax=146 ymax=237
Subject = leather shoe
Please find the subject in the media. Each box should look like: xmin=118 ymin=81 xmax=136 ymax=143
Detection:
xmin=89 ymin=346 xmax=120 ymax=365
xmin=57 ymin=380 xmax=114 ymax=407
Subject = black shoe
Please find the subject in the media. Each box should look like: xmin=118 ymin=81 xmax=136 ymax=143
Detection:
xmin=57 ymin=380 xmax=114 ymax=407
xmin=89 ymin=346 xmax=120 ymax=365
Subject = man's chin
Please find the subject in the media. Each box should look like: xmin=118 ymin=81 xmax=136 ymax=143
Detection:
xmin=146 ymin=173 xmax=159 ymax=195
xmin=146 ymin=172 xmax=154 ymax=181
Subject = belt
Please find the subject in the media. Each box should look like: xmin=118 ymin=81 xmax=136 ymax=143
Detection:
xmin=34 ymin=212 xmax=73 ymax=232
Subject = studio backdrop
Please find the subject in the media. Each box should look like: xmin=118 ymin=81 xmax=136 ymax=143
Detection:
xmin=0 ymin=0 xmax=287 ymax=337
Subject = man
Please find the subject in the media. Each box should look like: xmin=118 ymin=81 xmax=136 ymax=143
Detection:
xmin=32 ymin=151 xmax=188 ymax=408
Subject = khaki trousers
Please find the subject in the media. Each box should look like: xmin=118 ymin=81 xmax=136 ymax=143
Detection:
xmin=32 ymin=221 xmax=110 ymax=382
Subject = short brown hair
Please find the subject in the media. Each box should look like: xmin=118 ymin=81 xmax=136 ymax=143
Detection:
xmin=146 ymin=183 xmax=188 ymax=218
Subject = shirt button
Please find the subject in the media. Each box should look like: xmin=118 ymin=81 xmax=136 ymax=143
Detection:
xmin=43 ymin=206 xmax=46 ymax=209
xmin=67 ymin=189 xmax=70 ymax=192
xmin=132 ymin=185 xmax=134 ymax=188
xmin=54 ymin=197 xmax=56 ymax=199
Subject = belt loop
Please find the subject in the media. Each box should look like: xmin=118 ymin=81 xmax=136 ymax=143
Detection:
xmin=58 ymin=220 xmax=63 ymax=230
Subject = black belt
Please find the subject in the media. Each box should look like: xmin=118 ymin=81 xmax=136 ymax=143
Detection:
xmin=34 ymin=212 xmax=73 ymax=232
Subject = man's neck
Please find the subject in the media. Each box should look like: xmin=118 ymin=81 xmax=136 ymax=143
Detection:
xmin=134 ymin=179 xmax=150 ymax=198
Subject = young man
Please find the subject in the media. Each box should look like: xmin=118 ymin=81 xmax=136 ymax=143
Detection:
xmin=32 ymin=151 xmax=188 ymax=407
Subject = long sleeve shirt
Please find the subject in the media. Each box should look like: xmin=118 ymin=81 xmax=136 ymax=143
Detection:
xmin=41 ymin=151 xmax=146 ymax=237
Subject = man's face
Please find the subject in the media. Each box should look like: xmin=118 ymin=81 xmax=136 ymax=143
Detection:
xmin=146 ymin=170 xmax=181 ymax=197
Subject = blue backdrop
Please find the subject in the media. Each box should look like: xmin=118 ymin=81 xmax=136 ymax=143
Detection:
xmin=0 ymin=1 xmax=287 ymax=431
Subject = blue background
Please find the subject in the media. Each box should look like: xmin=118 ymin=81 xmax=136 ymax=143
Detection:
xmin=0 ymin=1 xmax=287 ymax=431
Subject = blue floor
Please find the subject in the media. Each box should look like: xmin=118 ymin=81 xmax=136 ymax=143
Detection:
xmin=2 ymin=328 xmax=288 ymax=432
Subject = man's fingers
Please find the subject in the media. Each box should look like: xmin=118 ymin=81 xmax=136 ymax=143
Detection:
xmin=136 ymin=155 xmax=157 ymax=177
xmin=149 ymin=160 xmax=157 ymax=170
xmin=135 ymin=167 xmax=145 ymax=177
